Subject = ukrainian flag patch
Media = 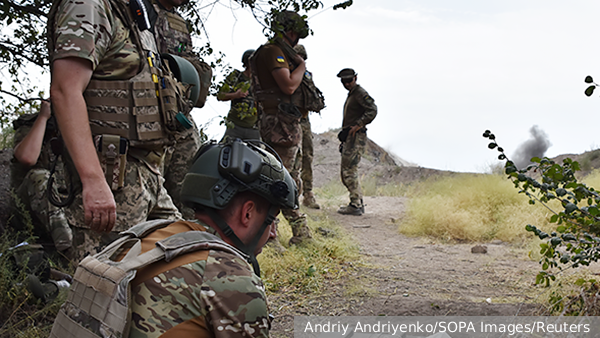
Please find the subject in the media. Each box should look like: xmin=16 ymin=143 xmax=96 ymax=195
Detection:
xmin=276 ymin=56 xmax=285 ymax=63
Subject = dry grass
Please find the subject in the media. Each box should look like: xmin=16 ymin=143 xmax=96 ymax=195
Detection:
xmin=398 ymin=174 xmax=558 ymax=244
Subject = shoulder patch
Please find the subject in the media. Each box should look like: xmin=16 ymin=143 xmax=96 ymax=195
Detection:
xmin=364 ymin=95 xmax=374 ymax=104
xmin=276 ymin=56 xmax=285 ymax=63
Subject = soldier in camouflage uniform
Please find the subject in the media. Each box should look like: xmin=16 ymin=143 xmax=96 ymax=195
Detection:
xmin=47 ymin=0 xmax=182 ymax=262
xmin=11 ymin=100 xmax=72 ymax=252
xmin=217 ymin=49 xmax=260 ymax=141
xmin=336 ymin=68 xmax=377 ymax=216
xmin=290 ymin=44 xmax=320 ymax=209
xmin=149 ymin=0 xmax=211 ymax=220
xmin=127 ymin=140 xmax=297 ymax=337
xmin=251 ymin=11 xmax=312 ymax=245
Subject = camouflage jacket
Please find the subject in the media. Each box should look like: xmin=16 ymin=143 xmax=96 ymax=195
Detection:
xmin=342 ymin=85 xmax=377 ymax=129
xmin=220 ymin=69 xmax=257 ymax=129
xmin=129 ymin=220 xmax=271 ymax=338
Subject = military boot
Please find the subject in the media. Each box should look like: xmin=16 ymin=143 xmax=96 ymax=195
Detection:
xmin=337 ymin=203 xmax=363 ymax=216
xmin=302 ymin=191 xmax=320 ymax=209
xmin=289 ymin=218 xmax=312 ymax=245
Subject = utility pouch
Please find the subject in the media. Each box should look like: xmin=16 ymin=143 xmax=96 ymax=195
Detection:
xmin=259 ymin=103 xmax=302 ymax=147
xmin=94 ymin=134 xmax=129 ymax=191
xmin=337 ymin=127 xmax=350 ymax=143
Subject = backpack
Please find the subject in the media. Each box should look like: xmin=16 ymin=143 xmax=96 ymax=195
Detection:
xmin=49 ymin=219 xmax=247 ymax=338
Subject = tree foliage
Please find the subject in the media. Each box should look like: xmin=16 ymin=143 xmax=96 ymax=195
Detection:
xmin=0 ymin=0 xmax=352 ymax=127
xmin=484 ymin=130 xmax=600 ymax=287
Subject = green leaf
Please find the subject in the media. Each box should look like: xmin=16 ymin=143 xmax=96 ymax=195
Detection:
xmin=585 ymin=75 xmax=594 ymax=84
xmin=488 ymin=142 xmax=497 ymax=149
xmin=550 ymin=215 xmax=559 ymax=223
xmin=585 ymin=85 xmax=596 ymax=97
xmin=556 ymin=225 xmax=566 ymax=233
xmin=565 ymin=203 xmax=578 ymax=214
xmin=575 ymin=278 xmax=586 ymax=286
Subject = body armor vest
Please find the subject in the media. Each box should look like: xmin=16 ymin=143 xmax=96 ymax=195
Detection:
xmin=49 ymin=219 xmax=247 ymax=338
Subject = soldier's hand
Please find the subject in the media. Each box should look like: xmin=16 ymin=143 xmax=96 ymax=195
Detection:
xmin=349 ymin=125 xmax=362 ymax=137
xmin=83 ymin=179 xmax=117 ymax=233
xmin=39 ymin=99 xmax=52 ymax=120
xmin=235 ymin=89 xmax=248 ymax=99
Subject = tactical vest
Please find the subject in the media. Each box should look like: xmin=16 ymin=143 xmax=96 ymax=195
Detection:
xmin=47 ymin=0 xmax=189 ymax=151
xmin=49 ymin=219 xmax=248 ymax=338
xmin=152 ymin=2 xmax=213 ymax=108
xmin=290 ymin=69 xmax=326 ymax=113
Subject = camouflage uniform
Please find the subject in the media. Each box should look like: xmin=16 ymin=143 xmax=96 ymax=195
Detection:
xmin=340 ymin=85 xmax=377 ymax=208
xmin=11 ymin=116 xmax=72 ymax=251
xmin=48 ymin=0 xmax=181 ymax=261
xmin=128 ymin=220 xmax=270 ymax=337
xmin=219 ymin=69 xmax=260 ymax=142
xmin=152 ymin=0 xmax=203 ymax=220
xmin=252 ymin=42 xmax=310 ymax=244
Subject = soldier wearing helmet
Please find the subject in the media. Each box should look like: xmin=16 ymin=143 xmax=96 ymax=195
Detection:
xmin=249 ymin=10 xmax=312 ymax=246
xmin=130 ymin=139 xmax=296 ymax=337
xmin=49 ymin=139 xmax=295 ymax=338
xmin=217 ymin=49 xmax=259 ymax=141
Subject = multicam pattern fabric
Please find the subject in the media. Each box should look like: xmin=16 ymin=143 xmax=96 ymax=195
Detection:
xmin=130 ymin=250 xmax=269 ymax=337
xmin=291 ymin=117 xmax=315 ymax=194
xmin=65 ymin=156 xmax=181 ymax=261
xmin=51 ymin=0 xmax=140 ymax=80
xmin=151 ymin=4 xmax=202 ymax=220
xmin=341 ymin=132 xmax=366 ymax=207
xmin=127 ymin=221 xmax=270 ymax=338
xmin=162 ymin=122 xmax=202 ymax=220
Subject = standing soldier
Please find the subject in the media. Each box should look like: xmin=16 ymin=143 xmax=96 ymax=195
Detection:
xmin=150 ymin=0 xmax=212 ymax=220
xmin=336 ymin=68 xmax=377 ymax=216
xmin=11 ymin=99 xmax=72 ymax=252
xmin=47 ymin=0 xmax=186 ymax=261
xmin=250 ymin=10 xmax=312 ymax=245
xmin=290 ymin=44 xmax=324 ymax=209
xmin=217 ymin=49 xmax=260 ymax=142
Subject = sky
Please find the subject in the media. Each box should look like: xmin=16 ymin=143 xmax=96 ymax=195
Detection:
xmin=192 ymin=0 xmax=600 ymax=173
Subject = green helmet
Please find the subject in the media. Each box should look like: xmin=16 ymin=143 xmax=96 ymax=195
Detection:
xmin=181 ymin=139 xmax=298 ymax=211
xmin=162 ymin=53 xmax=201 ymax=104
xmin=271 ymin=10 xmax=309 ymax=39
xmin=241 ymin=49 xmax=255 ymax=67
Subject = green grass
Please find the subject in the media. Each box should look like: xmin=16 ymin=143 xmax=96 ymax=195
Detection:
xmin=397 ymin=174 xmax=558 ymax=244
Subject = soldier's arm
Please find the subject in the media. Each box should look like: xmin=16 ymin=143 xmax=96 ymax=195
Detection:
xmin=356 ymin=91 xmax=378 ymax=128
xmin=13 ymin=100 xmax=51 ymax=167
xmin=272 ymin=54 xmax=305 ymax=95
xmin=50 ymin=57 xmax=117 ymax=233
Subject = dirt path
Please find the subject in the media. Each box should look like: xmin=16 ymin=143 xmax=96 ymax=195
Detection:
xmin=328 ymin=195 xmax=543 ymax=316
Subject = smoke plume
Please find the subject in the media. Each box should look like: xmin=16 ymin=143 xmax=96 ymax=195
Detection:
xmin=512 ymin=125 xmax=551 ymax=169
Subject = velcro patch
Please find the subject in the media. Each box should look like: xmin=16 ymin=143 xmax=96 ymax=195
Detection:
xmin=276 ymin=56 xmax=285 ymax=63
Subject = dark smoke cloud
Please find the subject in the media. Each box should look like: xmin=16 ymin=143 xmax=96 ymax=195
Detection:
xmin=512 ymin=125 xmax=552 ymax=169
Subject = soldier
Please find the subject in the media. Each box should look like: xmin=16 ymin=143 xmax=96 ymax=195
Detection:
xmin=336 ymin=68 xmax=377 ymax=216
xmin=217 ymin=49 xmax=260 ymax=141
xmin=50 ymin=139 xmax=297 ymax=338
xmin=250 ymin=10 xmax=312 ymax=245
xmin=47 ymin=0 xmax=184 ymax=262
xmin=11 ymin=99 xmax=72 ymax=252
xmin=290 ymin=44 xmax=323 ymax=209
xmin=150 ymin=0 xmax=212 ymax=220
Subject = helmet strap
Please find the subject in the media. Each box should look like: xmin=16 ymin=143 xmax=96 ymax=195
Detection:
xmin=205 ymin=205 xmax=280 ymax=277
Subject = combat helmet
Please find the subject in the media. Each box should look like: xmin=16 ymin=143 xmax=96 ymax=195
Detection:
xmin=271 ymin=10 xmax=310 ymax=39
xmin=180 ymin=139 xmax=298 ymax=274
xmin=241 ymin=49 xmax=255 ymax=68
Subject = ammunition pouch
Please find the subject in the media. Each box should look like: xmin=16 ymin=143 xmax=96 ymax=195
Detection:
xmin=259 ymin=103 xmax=302 ymax=147
xmin=94 ymin=134 xmax=129 ymax=191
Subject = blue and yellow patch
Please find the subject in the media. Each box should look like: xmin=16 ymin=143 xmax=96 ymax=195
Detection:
xmin=276 ymin=56 xmax=285 ymax=63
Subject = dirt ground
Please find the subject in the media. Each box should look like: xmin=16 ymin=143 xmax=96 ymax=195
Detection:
xmin=268 ymin=131 xmax=549 ymax=337
xmin=0 ymin=131 xmax=596 ymax=337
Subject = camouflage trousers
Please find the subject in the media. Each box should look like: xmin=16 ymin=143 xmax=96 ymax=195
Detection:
xmin=15 ymin=168 xmax=72 ymax=251
xmin=341 ymin=131 xmax=367 ymax=207
xmin=162 ymin=119 xmax=202 ymax=220
xmin=291 ymin=117 xmax=315 ymax=195
xmin=66 ymin=157 xmax=182 ymax=263
xmin=259 ymin=114 xmax=309 ymax=238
